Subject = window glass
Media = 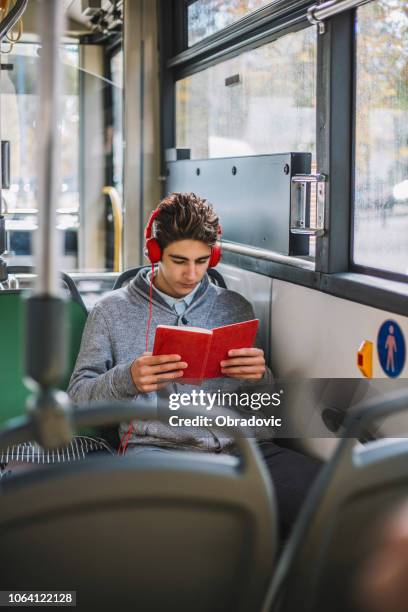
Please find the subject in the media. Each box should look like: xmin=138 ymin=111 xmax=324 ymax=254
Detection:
xmin=353 ymin=0 xmax=408 ymax=275
xmin=176 ymin=27 xmax=316 ymax=160
xmin=176 ymin=26 xmax=316 ymax=256
xmin=188 ymin=0 xmax=272 ymax=46
xmin=1 ymin=42 xmax=79 ymax=269
xmin=1 ymin=36 xmax=124 ymax=273
xmin=110 ymin=49 xmax=123 ymax=198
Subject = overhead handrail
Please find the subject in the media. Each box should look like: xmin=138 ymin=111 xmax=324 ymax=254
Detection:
xmin=307 ymin=0 xmax=372 ymax=34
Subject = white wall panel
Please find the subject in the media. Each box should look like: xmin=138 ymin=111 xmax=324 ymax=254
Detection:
xmin=218 ymin=263 xmax=272 ymax=362
xmin=218 ymin=268 xmax=408 ymax=459
xmin=271 ymin=280 xmax=408 ymax=378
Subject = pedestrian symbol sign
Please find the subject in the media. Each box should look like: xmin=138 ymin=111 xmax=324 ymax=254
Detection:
xmin=377 ymin=320 xmax=406 ymax=378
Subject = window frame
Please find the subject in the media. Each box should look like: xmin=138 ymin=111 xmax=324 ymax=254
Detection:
xmin=184 ymin=0 xmax=291 ymax=49
xmin=104 ymin=39 xmax=123 ymax=188
xmin=158 ymin=0 xmax=408 ymax=317
xmin=349 ymin=4 xmax=408 ymax=285
xmin=172 ymin=0 xmax=313 ymax=70
xmin=102 ymin=39 xmax=124 ymax=271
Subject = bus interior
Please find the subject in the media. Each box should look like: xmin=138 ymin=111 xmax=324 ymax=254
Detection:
xmin=0 ymin=0 xmax=407 ymax=610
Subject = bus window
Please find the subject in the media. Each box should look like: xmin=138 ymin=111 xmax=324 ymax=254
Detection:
xmin=187 ymin=0 xmax=274 ymax=46
xmin=353 ymin=0 xmax=408 ymax=278
xmin=1 ymin=16 xmax=124 ymax=273
xmin=1 ymin=41 xmax=80 ymax=270
xmin=176 ymin=25 xmax=317 ymax=255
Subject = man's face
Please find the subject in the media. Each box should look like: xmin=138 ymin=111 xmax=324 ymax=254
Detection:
xmin=156 ymin=239 xmax=211 ymax=298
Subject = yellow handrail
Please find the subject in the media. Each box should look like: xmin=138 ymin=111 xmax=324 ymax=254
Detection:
xmin=102 ymin=186 xmax=123 ymax=272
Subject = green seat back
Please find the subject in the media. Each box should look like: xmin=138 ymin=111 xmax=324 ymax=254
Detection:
xmin=62 ymin=298 xmax=88 ymax=390
xmin=0 ymin=292 xmax=87 ymax=427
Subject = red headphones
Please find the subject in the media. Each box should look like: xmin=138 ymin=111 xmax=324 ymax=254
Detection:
xmin=144 ymin=208 xmax=222 ymax=267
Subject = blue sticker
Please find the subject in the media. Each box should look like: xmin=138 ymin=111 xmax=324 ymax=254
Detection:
xmin=377 ymin=320 xmax=406 ymax=378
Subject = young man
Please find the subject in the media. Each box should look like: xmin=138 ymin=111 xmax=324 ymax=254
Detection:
xmin=68 ymin=192 xmax=320 ymax=534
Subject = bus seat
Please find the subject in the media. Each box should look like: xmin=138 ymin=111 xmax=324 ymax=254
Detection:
xmin=113 ymin=265 xmax=228 ymax=289
xmin=263 ymin=389 xmax=408 ymax=612
xmin=0 ymin=423 xmax=276 ymax=612
xmin=0 ymin=290 xmax=87 ymax=425
xmin=6 ymin=266 xmax=88 ymax=312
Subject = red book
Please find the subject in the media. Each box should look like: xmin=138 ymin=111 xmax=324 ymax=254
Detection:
xmin=152 ymin=319 xmax=259 ymax=380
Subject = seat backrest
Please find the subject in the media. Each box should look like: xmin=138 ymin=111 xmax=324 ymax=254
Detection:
xmin=6 ymin=266 xmax=88 ymax=312
xmin=0 ymin=428 xmax=276 ymax=612
xmin=0 ymin=291 xmax=87 ymax=425
xmin=1 ymin=291 xmax=27 ymax=424
xmin=264 ymin=389 xmax=408 ymax=612
xmin=113 ymin=265 xmax=228 ymax=289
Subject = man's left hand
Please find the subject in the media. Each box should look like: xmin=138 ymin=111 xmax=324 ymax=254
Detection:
xmin=221 ymin=348 xmax=266 ymax=380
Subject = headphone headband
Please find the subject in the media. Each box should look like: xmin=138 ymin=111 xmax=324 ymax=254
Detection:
xmin=144 ymin=206 xmax=222 ymax=267
xmin=145 ymin=209 xmax=160 ymax=240
xmin=208 ymin=223 xmax=222 ymax=267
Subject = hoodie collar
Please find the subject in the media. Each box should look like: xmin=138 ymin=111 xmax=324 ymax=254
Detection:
xmin=129 ymin=266 xmax=211 ymax=312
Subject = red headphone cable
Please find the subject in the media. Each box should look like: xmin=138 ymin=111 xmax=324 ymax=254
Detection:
xmin=146 ymin=262 xmax=154 ymax=352
xmin=118 ymin=423 xmax=134 ymax=455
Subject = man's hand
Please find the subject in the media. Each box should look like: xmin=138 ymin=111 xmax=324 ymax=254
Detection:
xmin=220 ymin=348 xmax=266 ymax=380
xmin=130 ymin=352 xmax=187 ymax=393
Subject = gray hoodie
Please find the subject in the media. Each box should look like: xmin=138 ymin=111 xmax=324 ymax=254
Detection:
xmin=68 ymin=268 xmax=274 ymax=451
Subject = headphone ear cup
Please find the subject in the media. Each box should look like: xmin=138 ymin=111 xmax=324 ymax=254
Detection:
xmin=145 ymin=238 xmax=161 ymax=264
xmin=208 ymin=243 xmax=221 ymax=268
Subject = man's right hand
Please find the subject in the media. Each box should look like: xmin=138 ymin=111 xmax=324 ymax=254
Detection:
xmin=130 ymin=352 xmax=188 ymax=393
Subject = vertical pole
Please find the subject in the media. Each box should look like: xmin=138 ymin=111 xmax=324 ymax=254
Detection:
xmin=34 ymin=0 xmax=64 ymax=296
xmin=0 ymin=44 xmax=7 ymax=283
xmin=123 ymin=0 xmax=142 ymax=267
xmin=25 ymin=0 xmax=72 ymax=449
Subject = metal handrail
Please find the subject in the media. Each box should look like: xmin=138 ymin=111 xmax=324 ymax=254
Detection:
xmin=307 ymin=0 xmax=372 ymax=33
xmin=4 ymin=207 xmax=79 ymax=215
xmin=221 ymin=241 xmax=315 ymax=271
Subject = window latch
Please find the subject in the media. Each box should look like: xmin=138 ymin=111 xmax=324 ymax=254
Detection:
xmin=290 ymin=173 xmax=326 ymax=236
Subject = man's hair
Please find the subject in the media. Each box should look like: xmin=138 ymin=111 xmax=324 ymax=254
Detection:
xmin=153 ymin=192 xmax=219 ymax=250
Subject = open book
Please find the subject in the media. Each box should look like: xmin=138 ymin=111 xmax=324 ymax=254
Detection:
xmin=152 ymin=319 xmax=259 ymax=380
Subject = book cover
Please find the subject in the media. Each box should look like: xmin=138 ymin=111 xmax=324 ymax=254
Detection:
xmin=152 ymin=325 xmax=213 ymax=379
xmin=152 ymin=319 xmax=259 ymax=381
xmin=205 ymin=319 xmax=259 ymax=378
